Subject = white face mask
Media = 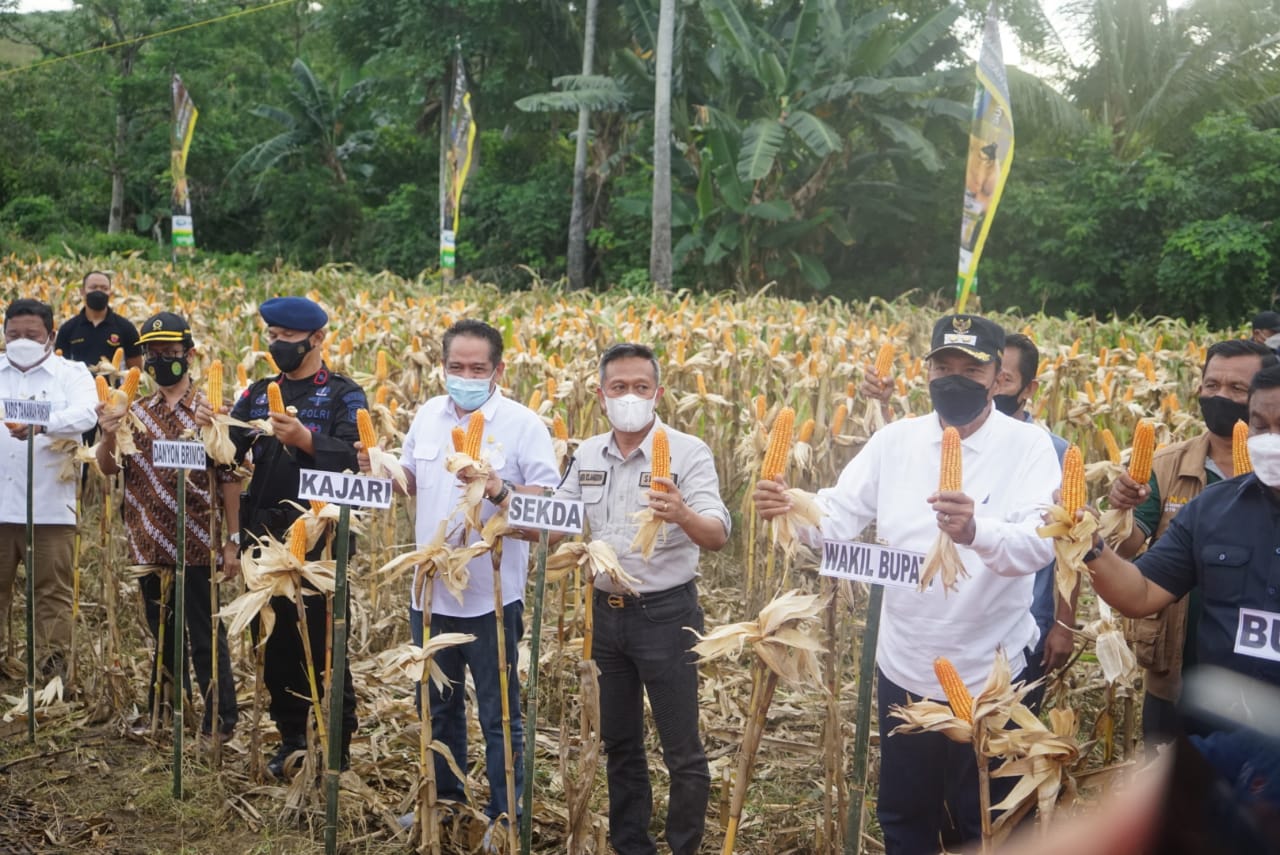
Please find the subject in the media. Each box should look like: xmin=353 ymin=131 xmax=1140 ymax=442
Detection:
xmin=5 ymin=338 xmax=50 ymax=371
xmin=604 ymin=393 xmax=657 ymax=433
xmin=1247 ymin=433 xmax=1280 ymax=487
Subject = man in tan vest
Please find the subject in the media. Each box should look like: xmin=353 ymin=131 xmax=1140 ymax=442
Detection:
xmin=1106 ymin=339 xmax=1277 ymax=748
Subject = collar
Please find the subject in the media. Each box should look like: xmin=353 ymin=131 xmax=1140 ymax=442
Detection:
xmin=927 ymin=410 xmax=995 ymax=448
xmin=144 ymin=384 xmax=197 ymax=412
xmin=0 ymin=354 xmax=54 ymax=376
xmin=1173 ymin=432 xmax=1215 ymax=482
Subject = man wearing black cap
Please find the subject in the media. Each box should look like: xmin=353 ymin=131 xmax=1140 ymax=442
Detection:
xmin=95 ymin=312 xmax=239 ymax=738
xmin=197 ymin=296 xmax=366 ymax=776
xmin=54 ymin=271 xmax=143 ymax=371
xmin=754 ymin=314 xmax=1060 ymax=855
xmin=1252 ymin=311 xmax=1280 ymax=355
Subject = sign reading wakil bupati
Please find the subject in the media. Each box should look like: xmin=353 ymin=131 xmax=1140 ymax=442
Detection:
xmin=152 ymin=440 xmax=207 ymax=470
xmin=2 ymin=399 xmax=51 ymax=427
xmin=509 ymin=494 xmax=584 ymax=535
xmin=298 ymin=468 xmax=393 ymax=508
xmin=820 ymin=539 xmax=928 ymax=590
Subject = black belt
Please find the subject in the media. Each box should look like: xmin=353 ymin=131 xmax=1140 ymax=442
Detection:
xmin=594 ymin=579 xmax=696 ymax=609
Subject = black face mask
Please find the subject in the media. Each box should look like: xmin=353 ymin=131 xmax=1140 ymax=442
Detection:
xmin=993 ymin=393 xmax=1024 ymax=417
xmin=269 ymin=337 xmax=312 ymax=374
xmin=145 ymin=355 xmax=188 ymax=387
xmin=84 ymin=291 xmax=109 ymax=311
xmin=1199 ymin=395 xmax=1248 ymax=438
xmin=930 ymin=375 xmax=992 ymax=426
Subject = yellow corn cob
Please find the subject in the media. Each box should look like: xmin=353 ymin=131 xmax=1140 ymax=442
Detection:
xmin=874 ymin=342 xmax=895 ymax=378
xmin=939 ymin=427 xmax=962 ymax=493
xmin=1084 ymin=381 xmax=1097 ymax=404
xmin=896 ymin=377 xmax=908 ymax=396
xmin=310 ymin=499 xmax=326 ymax=514
xmin=121 ymin=366 xmax=141 ymax=401
xmin=797 ymin=418 xmax=815 ymax=443
xmin=768 ymin=337 xmax=781 ymax=358
xmin=451 ymin=426 xmax=466 ymax=452
xmin=375 ymin=349 xmax=388 ymax=382
xmin=830 ymin=403 xmax=848 ymax=437
xmin=206 ymin=360 xmax=223 ymax=412
xmin=463 ymin=411 xmax=484 ymax=459
xmin=650 ymin=428 xmax=670 ymax=493
xmin=374 ymin=385 xmax=388 ymax=407
xmin=1061 ymin=445 xmax=1086 ymax=515
xmin=95 ymin=375 xmax=110 ymax=403
xmin=1097 ymin=346 xmax=1108 ymax=364
xmin=761 ymin=407 xmax=795 ymax=480
xmin=722 ymin=329 xmax=736 ymax=355
xmin=846 ymin=381 xmax=856 ymax=399
xmin=934 ymin=658 xmax=973 ymax=723
xmin=552 ymin=414 xmax=568 ymax=441
xmin=356 ymin=408 xmax=378 ymax=449
xmin=265 ymin=352 xmax=279 ymax=373
xmin=236 ymin=363 xmax=248 ymax=388
xmin=1101 ymin=428 xmax=1122 ymax=465
xmin=111 ymin=348 xmax=123 ymax=370
xmin=546 ymin=377 xmax=558 ymax=399
xmin=1068 ymin=339 xmax=1080 ymax=358
xmin=527 ymin=389 xmax=543 ymax=411
xmin=339 ymin=338 xmax=353 ymax=356
xmin=696 ymin=372 xmax=708 ymax=397
xmin=1129 ymin=420 xmax=1155 ymax=484
xmin=389 ymin=399 xmax=399 ymax=416
xmin=288 ymin=518 xmax=308 ymax=562
xmin=1233 ymin=420 xmax=1252 ymax=475
xmin=267 ymin=381 xmax=285 ymax=414
xmin=754 ymin=394 xmax=767 ymax=422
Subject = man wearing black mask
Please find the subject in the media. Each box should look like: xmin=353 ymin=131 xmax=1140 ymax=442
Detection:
xmin=53 ymin=271 xmax=143 ymax=371
xmin=1107 ymin=338 xmax=1277 ymax=748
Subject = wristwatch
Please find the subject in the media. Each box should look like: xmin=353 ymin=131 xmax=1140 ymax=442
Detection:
xmin=227 ymin=531 xmax=241 ymax=546
xmin=1082 ymin=537 xmax=1105 ymax=563
xmin=487 ymin=480 xmax=512 ymax=505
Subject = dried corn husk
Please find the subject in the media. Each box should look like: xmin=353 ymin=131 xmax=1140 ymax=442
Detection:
xmin=376 ymin=633 xmax=478 ymax=691
xmin=769 ymin=488 xmax=823 ymax=558
xmin=445 ymin=448 xmax=492 ymax=532
xmin=377 ymin=520 xmax=488 ymax=607
xmin=920 ymin=529 xmax=968 ymax=594
xmin=216 ymin=530 xmax=336 ymax=644
xmin=1037 ymin=506 xmax=1099 ymax=606
xmin=692 ymin=589 xmax=829 ymax=686
xmin=545 ymin=540 xmax=640 ymax=595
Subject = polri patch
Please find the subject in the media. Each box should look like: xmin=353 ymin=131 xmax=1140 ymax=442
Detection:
xmin=579 ymin=470 xmax=607 ymax=487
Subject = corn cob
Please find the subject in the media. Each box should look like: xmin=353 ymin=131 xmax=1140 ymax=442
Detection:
xmin=552 ymin=414 xmax=568 ymax=441
xmin=375 ymin=349 xmax=388 ymax=382
xmin=267 ymin=381 xmax=285 ymax=414
xmin=939 ymin=427 xmax=962 ymax=493
xmin=95 ymin=375 xmax=110 ymax=403
xmin=696 ymin=372 xmax=708 ymax=397
xmin=463 ymin=411 xmax=484 ymax=458
xmin=1061 ymin=445 xmax=1086 ymax=515
xmin=1101 ymin=428 xmax=1121 ymax=465
xmin=934 ymin=658 xmax=973 ymax=723
xmin=111 ymin=348 xmax=123 ymax=370
xmin=265 ymin=352 xmax=279 ymax=373
xmin=310 ymin=499 xmax=327 ymax=514
xmin=288 ymin=518 xmax=308 ymax=561
xmin=356 ymin=408 xmax=377 ymax=449
xmin=527 ymin=389 xmax=543 ymax=411
xmin=206 ymin=359 xmax=223 ymax=411
xmin=769 ymin=337 xmax=781 ymax=358
xmin=121 ymin=367 xmax=141 ymax=401
xmin=650 ymin=428 xmax=670 ymax=493
xmin=1129 ymin=420 xmax=1155 ymax=484
xmin=236 ymin=363 xmax=248 ymax=389
xmin=797 ymin=418 xmax=815 ymax=443
xmin=874 ymin=342 xmax=895 ymax=378
xmin=761 ymin=407 xmax=795 ymax=480
xmin=754 ymin=394 xmax=767 ymax=422
xmin=830 ymin=403 xmax=848 ymax=437
xmin=451 ymin=425 xmax=466 ymax=452
xmin=373 ymin=385 xmax=387 ymax=406
xmin=1233 ymin=420 xmax=1252 ymax=475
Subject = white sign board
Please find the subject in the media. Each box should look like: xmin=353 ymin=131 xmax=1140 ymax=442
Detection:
xmin=152 ymin=440 xmax=207 ymax=470
xmin=819 ymin=538 xmax=928 ymax=590
xmin=1235 ymin=607 xmax=1280 ymax=663
xmin=298 ymin=468 xmax=393 ymax=508
xmin=508 ymin=494 xmax=585 ymax=534
xmin=2 ymin=399 xmax=51 ymax=427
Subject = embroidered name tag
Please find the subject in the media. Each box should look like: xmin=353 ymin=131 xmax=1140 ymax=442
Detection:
xmin=579 ymin=470 xmax=607 ymax=487
xmin=1234 ymin=607 xmax=1280 ymax=663
xmin=640 ymin=472 xmax=678 ymax=488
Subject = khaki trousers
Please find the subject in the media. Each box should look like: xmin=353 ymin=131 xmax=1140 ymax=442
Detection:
xmin=0 ymin=524 xmax=76 ymax=668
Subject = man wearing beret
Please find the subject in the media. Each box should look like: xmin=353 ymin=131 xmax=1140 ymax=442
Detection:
xmin=198 ymin=296 xmax=367 ymax=777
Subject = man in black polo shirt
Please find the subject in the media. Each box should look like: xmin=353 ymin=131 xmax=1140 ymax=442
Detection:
xmin=1086 ymin=362 xmax=1280 ymax=695
xmin=53 ymin=271 xmax=143 ymax=371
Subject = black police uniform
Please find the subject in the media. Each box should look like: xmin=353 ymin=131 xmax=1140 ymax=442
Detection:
xmin=229 ymin=365 xmax=367 ymax=763
xmin=54 ymin=308 xmax=142 ymax=367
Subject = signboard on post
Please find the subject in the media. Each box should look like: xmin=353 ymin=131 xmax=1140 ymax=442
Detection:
xmin=152 ymin=440 xmax=206 ymax=470
xmin=508 ymin=494 xmax=585 ymax=535
xmin=298 ymin=469 xmax=393 ymax=509
xmin=2 ymin=399 xmax=51 ymax=427
xmin=819 ymin=538 xmax=928 ymax=591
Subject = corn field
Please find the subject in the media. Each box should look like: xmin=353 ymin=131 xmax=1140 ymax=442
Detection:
xmin=0 ymin=255 xmax=1231 ymax=852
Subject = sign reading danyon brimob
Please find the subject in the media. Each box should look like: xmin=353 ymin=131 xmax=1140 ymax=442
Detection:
xmin=152 ymin=440 xmax=207 ymax=470
xmin=820 ymin=538 xmax=929 ymax=591
xmin=298 ymin=468 xmax=393 ymax=508
xmin=509 ymin=494 xmax=584 ymax=535
xmin=2 ymin=399 xmax=51 ymax=427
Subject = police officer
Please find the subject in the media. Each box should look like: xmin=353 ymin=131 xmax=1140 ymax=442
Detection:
xmin=198 ymin=296 xmax=366 ymax=777
xmin=54 ymin=271 xmax=143 ymax=371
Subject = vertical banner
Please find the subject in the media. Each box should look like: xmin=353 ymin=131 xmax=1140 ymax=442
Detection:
xmin=440 ymin=48 xmax=476 ymax=275
xmin=955 ymin=2 xmax=1013 ymax=314
xmin=171 ymin=74 xmax=199 ymax=255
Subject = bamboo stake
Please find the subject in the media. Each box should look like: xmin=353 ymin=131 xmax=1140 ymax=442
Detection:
xmin=151 ymin=574 xmax=172 ymax=735
xmin=69 ymin=473 xmax=82 ymax=688
xmin=844 ymin=583 xmax=884 ymax=855
xmin=721 ymin=662 xmax=779 ymax=854
xmin=490 ymin=535 xmax=519 ymax=853
xmin=975 ymin=733 xmax=993 ymax=854
xmin=23 ymin=426 xmax=35 ymax=743
xmin=820 ymin=580 xmax=842 ymax=851
xmin=520 ymin=528 xmax=550 ymax=854
xmin=293 ymin=586 xmax=327 ymax=746
xmin=172 ymin=471 xmax=187 ymax=799
xmin=324 ymin=505 xmax=352 ymax=855
xmin=415 ymin=583 xmax=441 ymax=855
xmin=207 ymin=484 xmax=222 ymax=768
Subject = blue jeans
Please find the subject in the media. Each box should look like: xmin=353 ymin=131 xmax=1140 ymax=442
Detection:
xmin=593 ymin=580 xmax=708 ymax=855
xmin=410 ymin=602 xmax=524 ymax=820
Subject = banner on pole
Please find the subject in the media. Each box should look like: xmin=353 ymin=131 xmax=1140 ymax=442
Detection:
xmin=440 ymin=47 xmax=476 ymax=271
xmin=955 ymin=2 xmax=1013 ymax=313
xmin=171 ymin=74 xmax=199 ymax=253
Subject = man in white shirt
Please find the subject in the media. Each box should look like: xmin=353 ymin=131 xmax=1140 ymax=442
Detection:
xmin=0 ymin=299 xmax=97 ymax=680
xmin=755 ymin=314 xmax=1059 ymax=855
xmin=373 ymin=319 xmax=559 ymax=826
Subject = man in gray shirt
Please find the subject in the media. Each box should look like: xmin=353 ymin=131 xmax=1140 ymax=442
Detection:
xmin=557 ymin=343 xmax=730 ymax=855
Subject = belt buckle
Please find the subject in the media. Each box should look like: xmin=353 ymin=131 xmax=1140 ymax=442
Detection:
xmin=607 ymin=594 xmax=626 ymax=609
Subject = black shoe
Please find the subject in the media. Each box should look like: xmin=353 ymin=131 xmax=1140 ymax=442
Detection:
xmin=267 ymin=734 xmax=307 ymax=779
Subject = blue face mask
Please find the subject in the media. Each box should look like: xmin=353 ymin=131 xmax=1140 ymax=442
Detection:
xmin=446 ymin=373 xmax=495 ymax=412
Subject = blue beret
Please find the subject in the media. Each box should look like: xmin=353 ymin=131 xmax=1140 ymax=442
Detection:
xmin=259 ymin=296 xmax=328 ymax=331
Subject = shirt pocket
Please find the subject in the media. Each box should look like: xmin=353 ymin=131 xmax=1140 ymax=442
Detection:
xmin=413 ymin=442 xmax=442 ymax=481
xmin=1200 ymin=544 xmax=1250 ymax=602
xmin=580 ymin=485 xmax=606 ymax=506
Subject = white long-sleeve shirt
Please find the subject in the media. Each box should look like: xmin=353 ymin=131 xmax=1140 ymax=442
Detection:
xmin=0 ymin=354 xmax=98 ymax=525
xmin=814 ymin=409 xmax=1059 ymax=697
